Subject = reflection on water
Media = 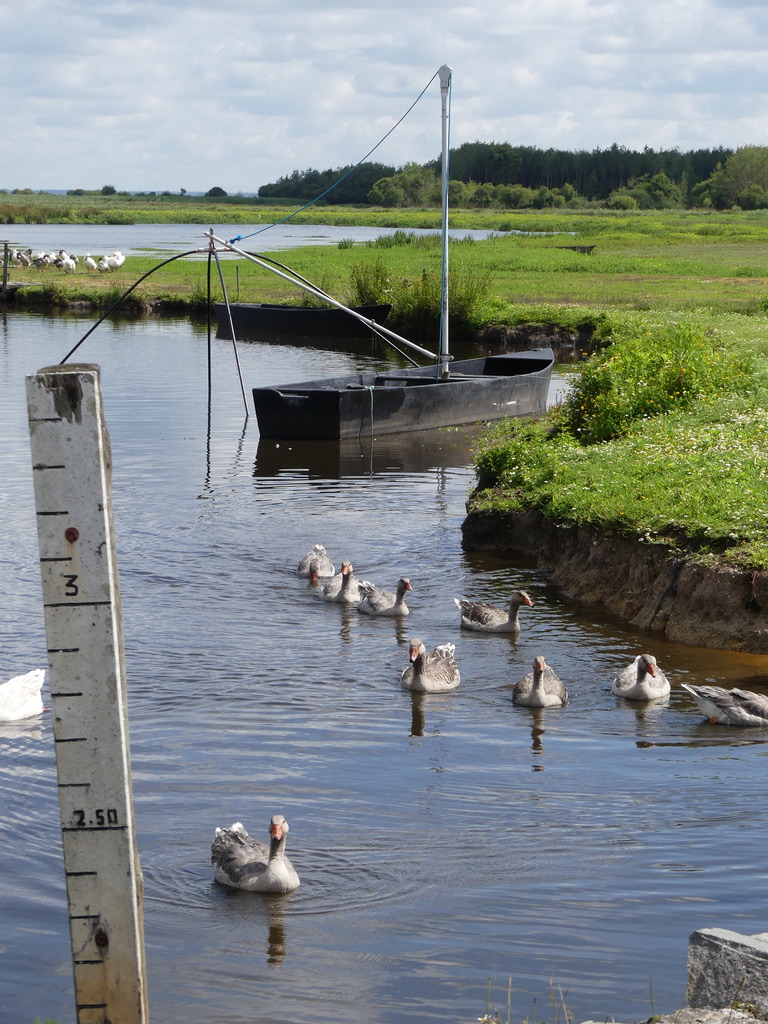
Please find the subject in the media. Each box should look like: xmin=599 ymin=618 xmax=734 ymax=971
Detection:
xmin=3 ymin=310 xmax=768 ymax=1024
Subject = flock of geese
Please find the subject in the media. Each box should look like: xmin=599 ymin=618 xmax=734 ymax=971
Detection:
xmin=4 ymin=248 xmax=125 ymax=272
xmin=4 ymin=540 xmax=768 ymax=895
xmin=206 ymin=540 xmax=768 ymax=893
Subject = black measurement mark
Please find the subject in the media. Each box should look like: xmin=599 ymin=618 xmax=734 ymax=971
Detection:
xmin=45 ymin=600 xmax=111 ymax=608
xmin=37 ymin=510 xmax=69 ymax=516
xmin=41 ymin=556 xmax=73 ymax=563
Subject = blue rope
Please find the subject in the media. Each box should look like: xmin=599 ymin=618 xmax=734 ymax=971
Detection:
xmin=229 ymin=69 xmax=442 ymax=245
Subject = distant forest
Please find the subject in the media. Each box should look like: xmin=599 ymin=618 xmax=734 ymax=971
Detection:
xmin=257 ymin=141 xmax=768 ymax=211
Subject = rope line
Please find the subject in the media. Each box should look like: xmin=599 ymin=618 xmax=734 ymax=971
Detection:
xmin=228 ymin=69 xmax=442 ymax=246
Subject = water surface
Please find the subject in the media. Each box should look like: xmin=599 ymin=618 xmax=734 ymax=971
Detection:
xmin=2 ymin=309 xmax=768 ymax=1024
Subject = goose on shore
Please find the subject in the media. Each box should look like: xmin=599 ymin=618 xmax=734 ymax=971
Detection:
xmin=318 ymin=561 xmax=362 ymax=603
xmin=0 ymin=669 xmax=45 ymax=722
xmin=611 ymin=654 xmax=670 ymax=700
xmin=513 ymin=656 xmax=568 ymax=708
xmin=358 ymin=577 xmax=412 ymax=616
xmin=454 ymin=589 xmax=534 ymax=633
xmin=681 ymin=683 xmax=768 ymax=726
xmin=297 ymin=543 xmax=334 ymax=578
xmin=211 ymin=816 xmax=300 ymax=892
xmin=400 ymin=639 xmax=460 ymax=692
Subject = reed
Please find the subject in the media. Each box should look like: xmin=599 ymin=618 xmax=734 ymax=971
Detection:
xmin=478 ymin=977 xmax=574 ymax=1024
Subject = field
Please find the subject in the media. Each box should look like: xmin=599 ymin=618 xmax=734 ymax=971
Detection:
xmin=5 ymin=207 xmax=768 ymax=330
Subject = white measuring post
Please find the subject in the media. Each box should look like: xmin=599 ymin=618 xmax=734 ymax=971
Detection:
xmin=26 ymin=364 xmax=149 ymax=1024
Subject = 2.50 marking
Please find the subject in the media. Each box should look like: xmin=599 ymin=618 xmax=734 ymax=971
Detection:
xmin=72 ymin=807 xmax=120 ymax=828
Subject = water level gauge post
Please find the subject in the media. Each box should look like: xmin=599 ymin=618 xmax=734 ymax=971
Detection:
xmin=26 ymin=364 xmax=149 ymax=1024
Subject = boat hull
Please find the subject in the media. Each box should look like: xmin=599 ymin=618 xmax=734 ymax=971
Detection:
xmin=215 ymin=302 xmax=392 ymax=339
xmin=252 ymin=348 xmax=554 ymax=439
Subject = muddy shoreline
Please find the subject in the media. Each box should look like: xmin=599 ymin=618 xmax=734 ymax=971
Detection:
xmin=461 ymin=506 xmax=768 ymax=654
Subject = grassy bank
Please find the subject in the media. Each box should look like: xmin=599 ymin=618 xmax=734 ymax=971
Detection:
xmin=469 ymin=311 xmax=768 ymax=570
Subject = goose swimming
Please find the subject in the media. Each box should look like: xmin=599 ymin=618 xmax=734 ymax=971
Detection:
xmin=211 ymin=815 xmax=300 ymax=892
xmin=0 ymin=669 xmax=45 ymax=722
xmin=611 ymin=654 xmax=670 ymax=700
xmin=454 ymin=589 xmax=534 ymax=633
xmin=318 ymin=561 xmax=362 ymax=603
xmin=513 ymin=656 xmax=568 ymax=708
xmin=358 ymin=577 xmax=412 ymax=616
xmin=681 ymin=683 xmax=768 ymax=726
xmin=297 ymin=543 xmax=334 ymax=578
xmin=400 ymin=639 xmax=460 ymax=692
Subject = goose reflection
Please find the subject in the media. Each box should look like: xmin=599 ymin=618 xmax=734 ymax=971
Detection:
xmin=407 ymin=691 xmax=454 ymax=740
xmin=265 ymin=898 xmax=287 ymax=966
xmin=410 ymin=692 xmax=426 ymax=737
xmin=613 ymin=692 xmax=669 ymax=746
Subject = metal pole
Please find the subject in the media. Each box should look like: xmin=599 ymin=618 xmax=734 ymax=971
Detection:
xmin=438 ymin=65 xmax=452 ymax=379
xmin=2 ymin=240 xmax=8 ymax=301
xmin=26 ymin=364 xmax=149 ymax=1024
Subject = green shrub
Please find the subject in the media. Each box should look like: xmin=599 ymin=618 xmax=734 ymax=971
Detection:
xmin=346 ymin=257 xmax=392 ymax=305
xmin=562 ymin=321 xmax=753 ymax=443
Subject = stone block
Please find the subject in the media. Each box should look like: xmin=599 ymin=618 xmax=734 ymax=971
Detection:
xmin=688 ymin=927 xmax=768 ymax=1013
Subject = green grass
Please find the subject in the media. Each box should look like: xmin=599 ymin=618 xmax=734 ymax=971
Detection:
xmin=9 ymin=207 xmax=768 ymax=322
xmin=470 ymin=312 xmax=768 ymax=570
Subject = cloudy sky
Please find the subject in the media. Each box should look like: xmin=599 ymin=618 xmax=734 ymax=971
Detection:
xmin=2 ymin=0 xmax=768 ymax=194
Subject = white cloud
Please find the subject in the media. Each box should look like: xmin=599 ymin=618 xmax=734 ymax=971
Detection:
xmin=1 ymin=0 xmax=767 ymax=191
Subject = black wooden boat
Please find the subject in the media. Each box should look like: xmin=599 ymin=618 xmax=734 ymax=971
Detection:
xmin=252 ymin=348 xmax=554 ymax=440
xmin=218 ymin=68 xmax=554 ymax=441
xmin=215 ymin=301 xmax=391 ymax=339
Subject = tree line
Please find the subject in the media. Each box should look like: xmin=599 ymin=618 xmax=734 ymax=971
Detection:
xmin=257 ymin=142 xmax=768 ymax=211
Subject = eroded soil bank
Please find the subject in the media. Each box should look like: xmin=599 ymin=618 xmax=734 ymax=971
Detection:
xmin=461 ymin=506 xmax=768 ymax=654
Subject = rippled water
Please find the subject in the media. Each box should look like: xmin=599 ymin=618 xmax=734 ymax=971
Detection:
xmin=2 ymin=308 xmax=768 ymax=1024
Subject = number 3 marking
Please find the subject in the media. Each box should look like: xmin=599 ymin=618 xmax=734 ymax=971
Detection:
xmin=63 ymin=574 xmax=79 ymax=597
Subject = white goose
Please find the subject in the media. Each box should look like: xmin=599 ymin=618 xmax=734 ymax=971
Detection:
xmin=681 ymin=683 xmax=768 ymax=726
xmin=211 ymin=816 xmax=300 ymax=892
xmin=358 ymin=577 xmax=412 ymax=616
xmin=0 ymin=669 xmax=46 ymax=722
xmin=611 ymin=654 xmax=670 ymax=700
xmin=318 ymin=561 xmax=362 ymax=603
xmin=400 ymin=639 xmax=460 ymax=692
xmin=454 ymin=589 xmax=534 ymax=633
xmin=513 ymin=655 xmax=568 ymax=708
xmin=297 ymin=543 xmax=334 ymax=578
xmin=83 ymin=253 xmax=97 ymax=271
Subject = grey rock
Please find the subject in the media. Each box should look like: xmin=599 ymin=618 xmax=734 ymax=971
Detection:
xmin=688 ymin=928 xmax=768 ymax=1015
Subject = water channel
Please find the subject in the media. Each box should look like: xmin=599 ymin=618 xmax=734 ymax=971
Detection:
xmin=2 ymin=230 xmax=768 ymax=1024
